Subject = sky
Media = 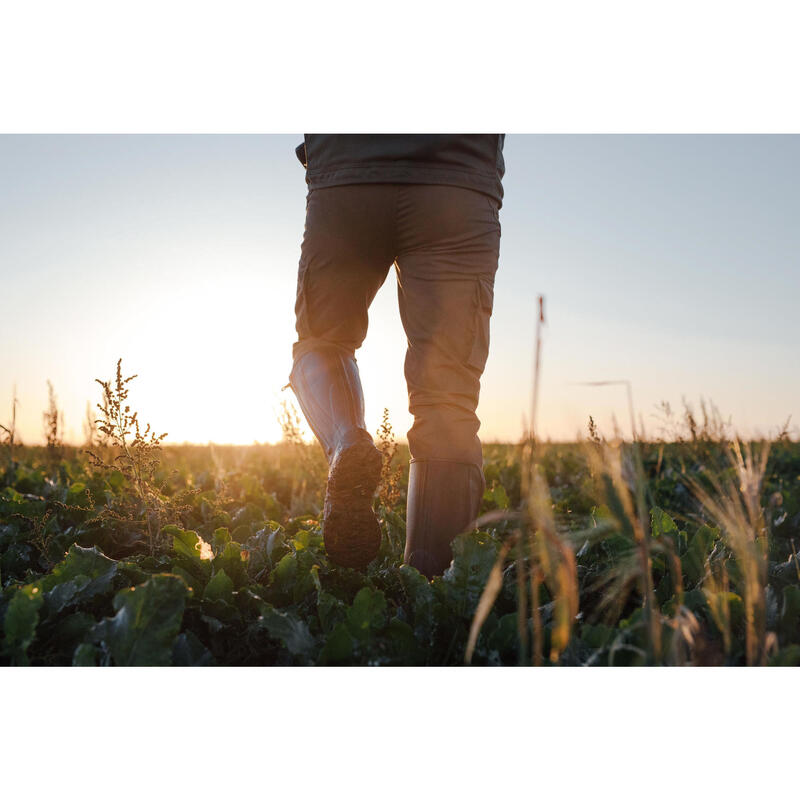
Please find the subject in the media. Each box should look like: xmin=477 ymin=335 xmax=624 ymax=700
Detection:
xmin=1 ymin=134 xmax=798 ymax=446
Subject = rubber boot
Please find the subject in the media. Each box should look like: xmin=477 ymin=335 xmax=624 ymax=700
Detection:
xmin=289 ymin=348 xmax=382 ymax=569
xmin=403 ymin=459 xmax=486 ymax=578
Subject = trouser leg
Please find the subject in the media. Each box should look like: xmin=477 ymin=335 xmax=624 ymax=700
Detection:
xmin=291 ymin=184 xmax=396 ymax=452
xmin=290 ymin=185 xmax=396 ymax=567
xmin=293 ymin=184 xmax=396 ymax=364
xmin=395 ymin=185 xmax=501 ymax=576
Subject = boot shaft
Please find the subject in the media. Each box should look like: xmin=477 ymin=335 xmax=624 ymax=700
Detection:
xmin=404 ymin=459 xmax=486 ymax=578
xmin=289 ymin=348 xmax=370 ymax=462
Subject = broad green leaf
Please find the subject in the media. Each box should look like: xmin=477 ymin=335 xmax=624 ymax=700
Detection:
xmin=682 ymin=588 xmax=709 ymax=614
xmin=3 ymin=584 xmax=44 ymax=665
xmin=48 ymin=611 xmax=96 ymax=654
xmin=779 ymin=585 xmax=800 ymax=644
xmin=259 ymin=605 xmax=315 ymax=659
xmin=1 ymin=486 xmax=24 ymax=503
xmin=92 ymin=574 xmax=188 ymax=666
xmin=271 ymin=552 xmax=296 ymax=595
xmin=262 ymin=493 xmax=285 ymax=521
xmin=212 ymin=527 xmax=232 ymax=553
xmin=316 ymin=589 xmax=345 ymax=633
xmin=384 ymin=618 xmax=417 ymax=658
xmin=172 ymin=631 xmax=214 ymax=666
xmin=704 ymin=589 xmax=744 ymax=638
xmin=266 ymin=529 xmax=286 ymax=561
xmin=231 ymin=525 xmax=252 ymax=544
xmin=66 ymin=482 xmax=92 ymax=507
xmin=650 ymin=506 xmax=688 ymax=554
xmin=492 ymin=483 xmax=509 ymax=509
xmin=270 ymin=550 xmax=316 ymax=603
xmin=345 ymin=587 xmax=387 ymax=640
xmin=203 ymin=569 xmax=234 ymax=603
xmin=201 ymin=614 xmax=225 ymax=635
xmin=682 ymin=525 xmax=717 ymax=586
xmin=581 ymin=623 xmax=616 ymax=649
xmin=294 ymin=528 xmax=323 ymax=552
xmin=399 ymin=564 xmax=436 ymax=641
xmin=441 ymin=531 xmax=500 ymax=617
xmin=479 ymin=612 xmax=519 ymax=665
xmin=769 ymin=645 xmax=800 ymax=666
xmin=106 ymin=470 xmax=125 ymax=491
xmin=650 ymin=507 xmax=678 ymax=537
xmin=169 ymin=527 xmax=204 ymax=560
xmin=72 ymin=642 xmax=100 ymax=666
xmin=214 ymin=541 xmax=248 ymax=588
xmin=319 ymin=622 xmax=355 ymax=665
xmin=40 ymin=545 xmax=118 ymax=613
xmin=171 ymin=565 xmax=202 ymax=595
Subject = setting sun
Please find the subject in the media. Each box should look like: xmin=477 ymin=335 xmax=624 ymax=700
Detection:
xmin=1 ymin=135 xmax=798 ymax=447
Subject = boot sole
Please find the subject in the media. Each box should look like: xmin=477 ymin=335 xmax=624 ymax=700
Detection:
xmin=323 ymin=439 xmax=383 ymax=568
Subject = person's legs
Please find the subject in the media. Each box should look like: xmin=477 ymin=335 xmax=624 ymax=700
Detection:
xmin=290 ymin=184 xmax=396 ymax=567
xmin=293 ymin=184 xmax=397 ymax=364
xmin=394 ymin=184 xmax=501 ymax=577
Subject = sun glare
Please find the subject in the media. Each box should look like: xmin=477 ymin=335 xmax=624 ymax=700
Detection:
xmin=103 ymin=267 xmax=302 ymax=445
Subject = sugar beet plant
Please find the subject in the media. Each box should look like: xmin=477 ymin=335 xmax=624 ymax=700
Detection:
xmin=1 ymin=357 xmax=799 ymax=666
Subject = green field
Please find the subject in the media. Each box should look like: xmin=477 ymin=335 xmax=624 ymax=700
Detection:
xmin=2 ymin=385 xmax=799 ymax=666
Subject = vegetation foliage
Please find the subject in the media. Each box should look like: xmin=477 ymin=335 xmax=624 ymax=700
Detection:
xmin=1 ymin=364 xmax=799 ymax=666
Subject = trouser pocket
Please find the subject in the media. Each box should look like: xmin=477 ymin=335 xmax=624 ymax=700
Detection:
xmin=467 ymin=276 xmax=495 ymax=373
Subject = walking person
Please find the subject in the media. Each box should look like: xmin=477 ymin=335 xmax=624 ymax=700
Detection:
xmin=289 ymin=134 xmax=505 ymax=577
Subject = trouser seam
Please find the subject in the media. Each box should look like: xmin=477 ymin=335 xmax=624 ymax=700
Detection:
xmin=390 ymin=184 xmax=400 ymax=261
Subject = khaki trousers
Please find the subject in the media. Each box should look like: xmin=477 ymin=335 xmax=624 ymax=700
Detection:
xmin=293 ymin=183 xmax=501 ymax=468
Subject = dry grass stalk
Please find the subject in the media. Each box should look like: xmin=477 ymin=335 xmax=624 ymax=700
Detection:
xmin=666 ymin=605 xmax=701 ymax=666
xmin=530 ymin=567 xmax=544 ymax=667
xmin=703 ymin=561 xmax=732 ymax=656
xmin=0 ymin=386 xmax=20 ymax=465
xmin=515 ymin=532 xmax=529 ymax=664
xmin=466 ymin=295 xmax=579 ymax=665
xmin=527 ymin=467 xmax=579 ymax=662
xmin=584 ymin=437 xmax=662 ymax=662
xmin=43 ymin=380 xmax=64 ymax=463
xmin=465 ymin=536 xmax=513 ymax=664
xmin=687 ymin=439 xmax=771 ymax=666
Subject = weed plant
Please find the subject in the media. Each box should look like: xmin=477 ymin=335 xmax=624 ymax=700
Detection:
xmin=1 ymin=359 xmax=798 ymax=666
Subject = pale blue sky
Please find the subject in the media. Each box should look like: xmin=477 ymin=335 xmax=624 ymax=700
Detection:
xmin=1 ymin=134 xmax=798 ymax=444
